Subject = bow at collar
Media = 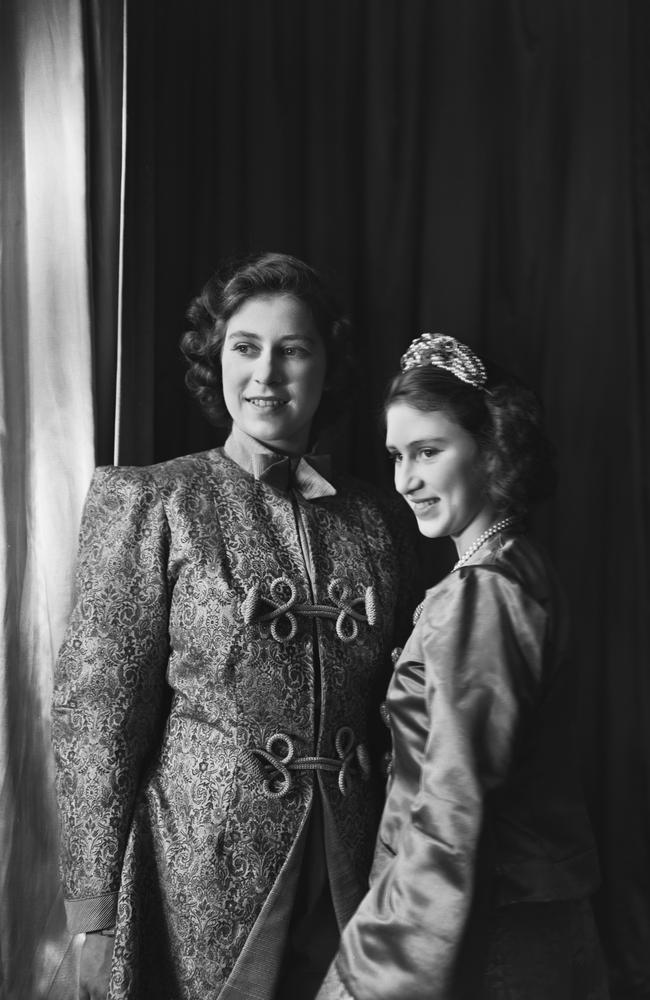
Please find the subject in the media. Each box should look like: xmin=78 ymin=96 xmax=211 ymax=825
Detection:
xmin=251 ymin=452 xmax=336 ymax=501
xmin=223 ymin=427 xmax=337 ymax=500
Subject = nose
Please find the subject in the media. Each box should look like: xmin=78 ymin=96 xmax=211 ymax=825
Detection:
xmin=394 ymin=458 xmax=422 ymax=496
xmin=253 ymin=348 xmax=280 ymax=386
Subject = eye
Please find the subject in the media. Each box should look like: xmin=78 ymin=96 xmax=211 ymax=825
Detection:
xmin=231 ymin=342 xmax=257 ymax=355
xmin=419 ymin=447 xmax=440 ymax=460
xmin=388 ymin=452 xmax=402 ymax=464
xmin=282 ymin=345 xmax=308 ymax=357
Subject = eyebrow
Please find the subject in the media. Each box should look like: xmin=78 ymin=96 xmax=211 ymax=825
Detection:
xmin=386 ymin=437 xmax=447 ymax=449
xmin=224 ymin=330 xmax=317 ymax=343
xmin=384 ymin=437 xmax=447 ymax=448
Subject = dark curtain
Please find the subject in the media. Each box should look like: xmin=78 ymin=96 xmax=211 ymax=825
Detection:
xmin=119 ymin=1 xmax=650 ymax=995
xmin=83 ymin=0 xmax=125 ymax=465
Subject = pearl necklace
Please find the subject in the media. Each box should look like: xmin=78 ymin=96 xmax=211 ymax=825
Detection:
xmin=452 ymin=516 xmax=516 ymax=571
xmin=412 ymin=515 xmax=517 ymax=625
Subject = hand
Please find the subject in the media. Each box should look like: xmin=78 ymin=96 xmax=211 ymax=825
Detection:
xmin=78 ymin=932 xmax=114 ymax=1000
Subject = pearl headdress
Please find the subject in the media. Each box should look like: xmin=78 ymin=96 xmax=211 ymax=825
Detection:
xmin=400 ymin=333 xmax=487 ymax=389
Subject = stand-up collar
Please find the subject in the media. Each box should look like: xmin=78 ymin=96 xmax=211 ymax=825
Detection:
xmin=223 ymin=426 xmax=337 ymax=501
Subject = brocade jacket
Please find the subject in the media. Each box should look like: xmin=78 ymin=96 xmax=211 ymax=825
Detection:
xmin=318 ymin=532 xmax=600 ymax=1000
xmin=51 ymin=431 xmax=416 ymax=1000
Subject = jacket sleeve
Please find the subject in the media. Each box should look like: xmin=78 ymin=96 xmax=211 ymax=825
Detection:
xmin=51 ymin=465 xmax=172 ymax=933
xmin=318 ymin=568 xmax=547 ymax=1000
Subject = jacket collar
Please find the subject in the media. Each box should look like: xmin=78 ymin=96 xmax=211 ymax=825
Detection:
xmin=223 ymin=426 xmax=336 ymax=501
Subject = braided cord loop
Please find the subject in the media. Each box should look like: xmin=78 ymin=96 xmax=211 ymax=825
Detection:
xmin=248 ymin=727 xmax=371 ymax=799
xmin=242 ymin=576 xmax=378 ymax=644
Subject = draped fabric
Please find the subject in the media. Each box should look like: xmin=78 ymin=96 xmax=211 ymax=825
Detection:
xmin=118 ymin=2 xmax=650 ymax=997
xmin=83 ymin=0 xmax=127 ymax=467
xmin=0 ymin=1 xmax=103 ymax=996
xmin=320 ymin=534 xmax=605 ymax=1000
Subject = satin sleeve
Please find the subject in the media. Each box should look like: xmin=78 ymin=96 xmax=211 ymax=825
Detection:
xmin=51 ymin=465 xmax=172 ymax=932
xmin=318 ymin=567 xmax=547 ymax=1000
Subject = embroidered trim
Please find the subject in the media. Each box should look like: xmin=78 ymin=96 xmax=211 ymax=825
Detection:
xmin=242 ymin=576 xmax=378 ymax=643
xmin=246 ymin=727 xmax=371 ymax=798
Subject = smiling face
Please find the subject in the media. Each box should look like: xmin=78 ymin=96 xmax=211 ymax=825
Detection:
xmin=385 ymin=402 xmax=496 ymax=552
xmin=221 ymin=293 xmax=327 ymax=453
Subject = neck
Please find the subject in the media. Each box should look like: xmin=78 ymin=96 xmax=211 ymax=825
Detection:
xmin=451 ymin=506 xmax=497 ymax=558
xmin=452 ymin=514 xmax=516 ymax=570
xmin=229 ymin=423 xmax=309 ymax=458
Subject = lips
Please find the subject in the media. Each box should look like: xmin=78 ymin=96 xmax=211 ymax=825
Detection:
xmin=245 ymin=397 xmax=288 ymax=410
xmin=408 ymin=498 xmax=440 ymax=515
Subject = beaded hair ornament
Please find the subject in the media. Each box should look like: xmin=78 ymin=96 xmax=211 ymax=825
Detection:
xmin=400 ymin=333 xmax=487 ymax=389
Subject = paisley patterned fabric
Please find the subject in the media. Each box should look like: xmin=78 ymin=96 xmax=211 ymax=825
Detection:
xmin=51 ymin=447 xmax=417 ymax=1000
xmin=318 ymin=534 xmax=606 ymax=1000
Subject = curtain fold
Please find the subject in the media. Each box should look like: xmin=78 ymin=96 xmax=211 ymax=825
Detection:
xmin=0 ymin=1 xmax=96 ymax=997
xmin=83 ymin=0 xmax=126 ymax=467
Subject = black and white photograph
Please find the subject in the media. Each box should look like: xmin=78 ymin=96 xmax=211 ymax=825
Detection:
xmin=1 ymin=2 xmax=648 ymax=998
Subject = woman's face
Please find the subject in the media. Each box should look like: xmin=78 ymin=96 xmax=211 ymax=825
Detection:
xmin=222 ymin=293 xmax=327 ymax=453
xmin=385 ymin=402 xmax=496 ymax=552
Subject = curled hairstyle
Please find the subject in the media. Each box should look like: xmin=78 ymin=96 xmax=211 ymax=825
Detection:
xmin=180 ymin=252 xmax=354 ymax=430
xmin=384 ymin=364 xmax=556 ymax=519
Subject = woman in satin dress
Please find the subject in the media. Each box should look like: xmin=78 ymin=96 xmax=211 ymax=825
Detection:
xmin=51 ymin=253 xmax=417 ymax=1000
xmin=317 ymin=334 xmax=609 ymax=1000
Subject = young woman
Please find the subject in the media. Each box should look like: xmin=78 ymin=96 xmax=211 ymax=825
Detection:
xmin=317 ymin=333 xmax=609 ymax=999
xmin=51 ymin=253 xmax=417 ymax=1000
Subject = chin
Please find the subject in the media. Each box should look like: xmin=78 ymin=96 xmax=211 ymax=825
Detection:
xmin=246 ymin=416 xmax=290 ymax=436
xmin=252 ymin=423 xmax=307 ymax=453
xmin=415 ymin=520 xmax=446 ymax=540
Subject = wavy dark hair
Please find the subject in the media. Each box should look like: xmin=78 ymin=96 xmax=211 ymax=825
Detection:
xmin=384 ymin=362 xmax=556 ymax=519
xmin=180 ymin=252 xmax=354 ymax=431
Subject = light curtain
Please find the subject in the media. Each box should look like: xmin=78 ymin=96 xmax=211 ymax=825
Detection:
xmin=0 ymin=1 xmax=96 ymax=996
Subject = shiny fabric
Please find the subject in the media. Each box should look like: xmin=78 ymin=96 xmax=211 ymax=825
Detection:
xmin=319 ymin=533 xmax=604 ymax=1000
xmin=51 ymin=441 xmax=416 ymax=999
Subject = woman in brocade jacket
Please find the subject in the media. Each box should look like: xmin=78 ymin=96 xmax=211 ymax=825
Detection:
xmin=51 ymin=254 xmax=417 ymax=1000
xmin=317 ymin=334 xmax=609 ymax=1000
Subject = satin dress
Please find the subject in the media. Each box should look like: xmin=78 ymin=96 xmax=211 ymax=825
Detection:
xmin=318 ymin=532 xmax=608 ymax=1000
